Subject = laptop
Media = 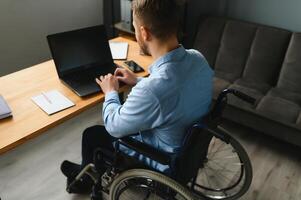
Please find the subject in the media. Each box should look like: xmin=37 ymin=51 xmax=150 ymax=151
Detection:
xmin=47 ymin=25 xmax=117 ymax=97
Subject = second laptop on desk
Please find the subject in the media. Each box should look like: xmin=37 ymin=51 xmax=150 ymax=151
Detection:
xmin=47 ymin=25 xmax=120 ymax=97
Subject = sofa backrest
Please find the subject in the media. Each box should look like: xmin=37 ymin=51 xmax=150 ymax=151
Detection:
xmin=194 ymin=16 xmax=291 ymax=86
xmin=277 ymin=33 xmax=301 ymax=94
xmin=214 ymin=21 xmax=257 ymax=82
xmin=194 ymin=17 xmax=226 ymax=68
xmin=243 ymin=27 xmax=291 ymax=85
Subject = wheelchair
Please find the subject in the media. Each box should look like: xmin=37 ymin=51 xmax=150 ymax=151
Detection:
xmin=67 ymin=89 xmax=254 ymax=200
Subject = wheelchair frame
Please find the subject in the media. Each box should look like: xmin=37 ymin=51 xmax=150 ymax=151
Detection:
xmin=69 ymin=89 xmax=255 ymax=200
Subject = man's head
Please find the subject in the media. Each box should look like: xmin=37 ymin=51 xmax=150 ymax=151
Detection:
xmin=132 ymin=0 xmax=182 ymax=55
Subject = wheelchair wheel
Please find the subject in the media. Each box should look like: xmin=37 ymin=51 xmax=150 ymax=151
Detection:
xmin=192 ymin=126 xmax=252 ymax=200
xmin=110 ymin=169 xmax=197 ymax=200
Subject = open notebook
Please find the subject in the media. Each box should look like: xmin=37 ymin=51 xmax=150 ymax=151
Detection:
xmin=31 ymin=90 xmax=75 ymax=115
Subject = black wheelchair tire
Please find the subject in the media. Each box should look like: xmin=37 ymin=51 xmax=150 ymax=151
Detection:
xmin=110 ymin=169 xmax=197 ymax=200
xmin=194 ymin=126 xmax=253 ymax=200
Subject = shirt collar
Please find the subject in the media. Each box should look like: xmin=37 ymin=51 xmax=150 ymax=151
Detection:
xmin=149 ymin=45 xmax=186 ymax=74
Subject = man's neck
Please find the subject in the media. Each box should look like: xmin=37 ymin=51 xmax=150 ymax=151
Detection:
xmin=149 ymin=36 xmax=180 ymax=60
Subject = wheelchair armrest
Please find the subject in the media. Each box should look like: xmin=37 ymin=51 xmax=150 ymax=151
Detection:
xmin=117 ymin=137 xmax=172 ymax=165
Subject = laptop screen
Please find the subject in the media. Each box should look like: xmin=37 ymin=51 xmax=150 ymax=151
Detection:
xmin=47 ymin=25 xmax=114 ymax=76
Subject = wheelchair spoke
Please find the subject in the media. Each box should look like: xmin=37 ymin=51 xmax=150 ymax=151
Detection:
xmin=191 ymin=131 xmax=253 ymax=200
xmin=209 ymin=155 xmax=237 ymax=161
xmin=196 ymin=163 xmax=245 ymax=194
xmin=207 ymin=157 xmax=243 ymax=184
xmin=208 ymin=138 xmax=225 ymax=158
xmin=207 ymin=160 xmax=242 ymax=171
xmin=208 ymin=146 xmax=233 ymax=157
xmin=205 ymin=165 xmax=238 ymax=184
xmin=206 ymin=165 xmax=240 ymax=174
xmin=111 ymin=175 xmax=190 ymax=200
xmin=232 ymin=163 xmax=244 ymax=166
xmin=203 ymin=167 xmax=214 ymax=189
xmin=108 ymin=126 xmax=252 ymax=200
xmin=207 ymin=159 xmax=240 ymax=172
xmin=210 ymin=136 xmax=217 ymax=153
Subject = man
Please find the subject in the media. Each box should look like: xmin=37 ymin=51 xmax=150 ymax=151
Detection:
xmin=61 ymin=0 xmax=213 ymax=195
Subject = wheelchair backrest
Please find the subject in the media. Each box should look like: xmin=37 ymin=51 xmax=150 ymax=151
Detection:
xmin=204 ymin=96 xmax=228 ymax=128
xmin=174 ymin=124 xmax=213 ymax=184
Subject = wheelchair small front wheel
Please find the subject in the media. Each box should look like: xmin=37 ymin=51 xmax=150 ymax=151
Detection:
xmin=110 ymin=169 xmax=197 ymax=200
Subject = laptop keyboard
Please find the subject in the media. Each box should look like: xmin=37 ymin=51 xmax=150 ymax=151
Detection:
xmin=64 ymin=66 xmax=116 ymax=86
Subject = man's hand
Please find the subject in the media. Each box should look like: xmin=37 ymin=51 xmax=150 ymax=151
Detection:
xmin=114 ymin=68 xmax=138 ymax=86
xmin=95 ymin=73 xmax=119 ymax=95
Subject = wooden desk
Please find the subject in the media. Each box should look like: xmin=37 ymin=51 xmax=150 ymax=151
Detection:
xmin=0 ymin=37 xmax=153 ymax=154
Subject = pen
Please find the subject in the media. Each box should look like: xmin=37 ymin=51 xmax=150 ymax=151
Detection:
xmin=42 ymin=91 xmax=52 ymax=104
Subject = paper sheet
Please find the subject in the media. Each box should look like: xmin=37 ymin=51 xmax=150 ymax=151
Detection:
xmin=109 ymin=42 xmax=129 ymax=60
xmin=31 ymin=90 xmax=75 ymax=115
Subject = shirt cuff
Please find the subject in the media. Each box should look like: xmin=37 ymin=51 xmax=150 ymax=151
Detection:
xmin=136 ymin=77 xmax=144 ymax=83
xmin=105 ymin=91 xmax=119 ymax=102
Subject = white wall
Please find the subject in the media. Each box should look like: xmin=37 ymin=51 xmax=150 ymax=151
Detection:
xmin=0 ymin=0 xmax=103 ymax=76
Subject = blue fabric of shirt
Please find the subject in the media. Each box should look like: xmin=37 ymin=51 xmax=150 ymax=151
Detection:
xmin=102 ymin=46 xmax=214 ymax=172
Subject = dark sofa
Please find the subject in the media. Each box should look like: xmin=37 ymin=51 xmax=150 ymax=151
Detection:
xmin=193 ymin=16 xmax=301 ymax=147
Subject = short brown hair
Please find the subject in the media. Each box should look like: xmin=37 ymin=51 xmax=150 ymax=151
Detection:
xmin=132 ymin=0 xmax=182 ymax=40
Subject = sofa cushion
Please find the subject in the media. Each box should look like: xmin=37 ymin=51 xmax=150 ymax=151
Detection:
xmin=215 ymin=71 xmax=236 ymax=83
xmin=242 ymin=27 xmax=291 ymax=85
xmin=234 ymin=78 xmax=271 ymax=94
xmin=213 ymin=77 xmax=230 ymax=99
xmin=227 ymin=83 xmax=263 ymax=110
xmin=267 ymin=88 xmax=301 ymax=106
xmin=193 ymin=17 xmax=226 ymax=68
xmin=277 ymin=33 xmax=301 ymax=94
xmin=297 ymin=113 xmax=301 ymax=127
xmin=256 ymin=96 xmax=300 ymax=124
xmin=214 ymin=21 xmax=257 ymax=82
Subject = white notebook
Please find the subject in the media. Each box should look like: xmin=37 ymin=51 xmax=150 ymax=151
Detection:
xmin=31 ymin=90 xmax=75 ymax=115
xmin=109 ymin=42 xmax=129 ymax=60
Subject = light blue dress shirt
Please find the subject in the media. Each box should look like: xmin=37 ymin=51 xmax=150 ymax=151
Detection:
xmin=102 ymin=46 xmax=214 ymax=172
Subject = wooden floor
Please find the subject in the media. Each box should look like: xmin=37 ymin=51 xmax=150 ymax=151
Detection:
xmin=0 ymin=105 xmax=301 ymax=200
xmin=223 ymin=122 xmax=301 ymax=200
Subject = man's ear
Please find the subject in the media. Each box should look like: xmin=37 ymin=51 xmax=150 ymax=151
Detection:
xmin=140 ymin=26 xmax=151 ymax=41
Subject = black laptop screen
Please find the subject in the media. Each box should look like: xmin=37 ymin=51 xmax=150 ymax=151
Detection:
xmin=47 ymin=25 xmax=114 ymax=76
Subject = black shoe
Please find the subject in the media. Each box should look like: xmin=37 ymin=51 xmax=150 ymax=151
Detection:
xmin=61 ymin=160 xmax=94 ymax=194
xmin=60 ymin=160 xmax=81 ymax=178
xmin=66 ymin=175 xmax=94 ymax=194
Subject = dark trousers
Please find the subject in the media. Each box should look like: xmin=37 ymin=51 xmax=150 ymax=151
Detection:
xmin=81 ymin=125 xmax=143 ymax=170
xmin=81 ymin=125 xmax=116 ymax=167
